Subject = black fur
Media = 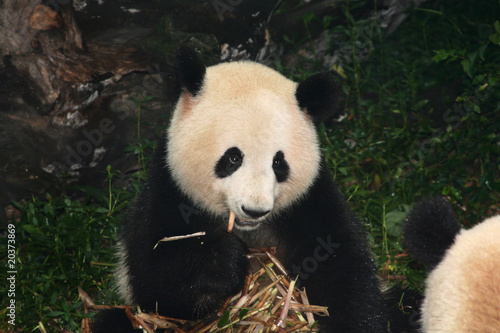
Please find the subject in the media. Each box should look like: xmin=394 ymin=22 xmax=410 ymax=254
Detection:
xmin=385 ymin=285 xmax=422 ymax=333
xmin=175 ymin=45 xmax=206 ymax=96
xmin=403 ymin=197 xmax=462 ymax=269
xmin=91 ymin=309 xmax=135 ymax=333
xmin=272 ymin=151 xmax=289 ymax=183
xmin=296 ymin=72 xmax=344 ymax=122
xmin=214 ymin=147 xmax=243 ymax=178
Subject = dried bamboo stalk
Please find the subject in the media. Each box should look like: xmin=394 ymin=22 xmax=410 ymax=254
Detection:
xmin=157 ymin=231 xmax=206 ymax=243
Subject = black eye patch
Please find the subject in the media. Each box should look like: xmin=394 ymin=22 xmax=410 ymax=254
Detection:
xmin=273 ymin=151 xmax=289 ymax=183
xmin=215 ymin=147 xmax=243 ymax=178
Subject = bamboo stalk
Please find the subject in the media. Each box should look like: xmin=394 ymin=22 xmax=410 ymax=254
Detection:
xmin=228 ymin=211 xmax=235 ymax=233
xmin=157 ymin=231 xmax=206 ymax=243
xmin=276 ymin=279 xmax=296 ymax=329
xmin=265 ymin=250 xmax=288 ymax=277
xmin=299 ymin=288 xmax=315 ymax=327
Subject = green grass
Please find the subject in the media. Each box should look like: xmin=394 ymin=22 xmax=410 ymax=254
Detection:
xmin=0 ymin=194 xmax=122 ymax=331
xmin=1 ymin=0 xmax=499 ymax=331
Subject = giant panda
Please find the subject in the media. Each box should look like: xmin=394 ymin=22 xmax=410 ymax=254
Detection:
xmin=404 ymin=197 xmax=500 ymax=332
xmin=92 ymin=45 xmax=387 ymax=333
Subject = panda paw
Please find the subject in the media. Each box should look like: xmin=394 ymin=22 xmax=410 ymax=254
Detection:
xmin=199 ymin=232 xmax=249 ymax=288
xmin=188 ymin=233 xmax=249 ymax=315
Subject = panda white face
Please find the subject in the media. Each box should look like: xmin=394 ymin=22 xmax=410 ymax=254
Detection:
xmin=167 ymin=61 xmax=321 ymax=230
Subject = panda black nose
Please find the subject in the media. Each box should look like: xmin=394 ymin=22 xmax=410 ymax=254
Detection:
xmin=242 ymin=206 xmax=270 ymax=219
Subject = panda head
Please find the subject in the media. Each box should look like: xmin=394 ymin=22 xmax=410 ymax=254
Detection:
xmin=167 ymin=46 xmax=342 ymax=230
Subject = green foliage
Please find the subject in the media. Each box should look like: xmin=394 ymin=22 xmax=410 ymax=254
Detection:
xmin=0 ymin=193 xmax=122 ymax=331
xmin=124 ymin=95 xmax=158 ymax=189
xmin=316 ymin=0 xmax=500 ymax=285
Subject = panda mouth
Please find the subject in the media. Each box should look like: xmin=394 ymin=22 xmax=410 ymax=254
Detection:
xmin=234 ymin=216 xmax=259 ymax=228
xmin=227 ymin=211 xmax=260 ymax=232
xmin=227 ymin=208 xmax=269 ymax=232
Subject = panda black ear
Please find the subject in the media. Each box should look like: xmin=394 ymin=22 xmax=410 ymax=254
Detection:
xmin=175 ymin=45 xmax=206 ymax=96
xmin=403 ymin=197 xmax=462 ymax=270
xmin=295 ymin=73 xmax=344 ymax=122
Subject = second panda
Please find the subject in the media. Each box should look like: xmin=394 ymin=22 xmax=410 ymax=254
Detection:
xmin=404 ymin=197 xmax=500 ymax=332
xmin=404 ymin=198 xmax=500 ymax=333
xmin=94 ymin=46 xmax=386 ymax=332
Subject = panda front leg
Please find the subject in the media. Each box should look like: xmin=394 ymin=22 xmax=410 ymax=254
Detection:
xmin=119 ymin=224 xmax=249 ymax=320
xmin=92 ymin=226 xmax=249 ymax=333
xmin=297 ymin=245 xmax=385 ymax=332
xmin=283 ymin=235 xmax=386 ymax=333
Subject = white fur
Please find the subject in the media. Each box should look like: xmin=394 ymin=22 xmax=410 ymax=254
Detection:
xmin=422 ymin=215 xmax=500 ymax=332
xmin=114 ymin=240 xmax=134 ymax=304
xmin=167 ymin=61 xmax=320 ymax=227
